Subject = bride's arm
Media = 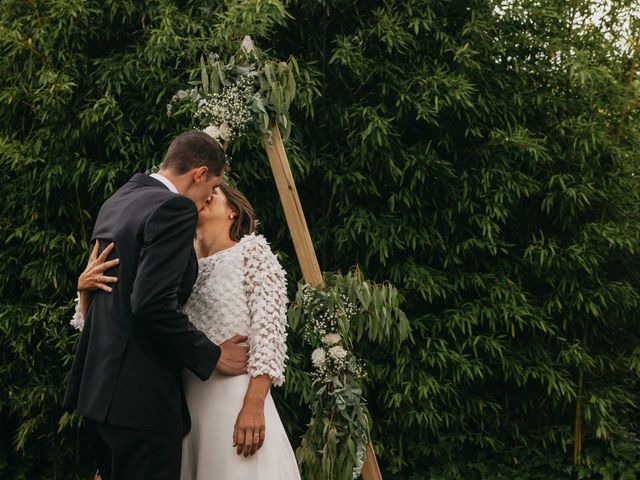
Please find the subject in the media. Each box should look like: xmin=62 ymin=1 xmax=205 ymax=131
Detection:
xmin=234 ymin=374 xmax=271 ymax=456
xmin=70 ymin=240 xmax=119 ymax=330
xmin=234 ymin=236 xmax=289 ymax=456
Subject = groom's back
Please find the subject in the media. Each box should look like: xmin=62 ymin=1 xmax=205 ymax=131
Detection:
xmin=63 ymin=173 xmax=197 ymax=435
xmin=88 ymin=175 xmax=176 ymax=331
xmin=90 ymin=177 xmax=176 ymax=325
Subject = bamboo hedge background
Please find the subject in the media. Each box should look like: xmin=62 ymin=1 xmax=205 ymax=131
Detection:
xmin=1 ymin=0 xmax=640 ymax=478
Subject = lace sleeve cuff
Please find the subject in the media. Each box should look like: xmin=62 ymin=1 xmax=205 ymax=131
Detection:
xmin=70 ymin=292 xmax=85 ymax=331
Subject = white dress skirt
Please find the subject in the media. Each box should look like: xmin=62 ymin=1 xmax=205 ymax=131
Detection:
xmin=180 ymin=371 xmax=300 ymax=480
xmin=179 ymin=234 xmax=300 ymax=480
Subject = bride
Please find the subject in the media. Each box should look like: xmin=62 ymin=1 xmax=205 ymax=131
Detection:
xmin=72 ymin=183 xmax=300 ymax=480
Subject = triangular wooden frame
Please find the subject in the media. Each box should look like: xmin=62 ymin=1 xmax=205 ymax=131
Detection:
xmin=93 ymin=37 xmax=383 ymax=480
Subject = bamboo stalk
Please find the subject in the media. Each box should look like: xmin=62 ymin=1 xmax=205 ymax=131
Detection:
xmin=573 ymin=373 xmax=583 ymax=466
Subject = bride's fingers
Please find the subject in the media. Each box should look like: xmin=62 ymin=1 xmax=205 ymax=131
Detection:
xmin=89 ymin=240 xmax=100 ymax=262
xmin=257 ymin=428 xmax=265 ymax=450
xmin=236 ymin=429 xmax=245 ymax=456
xmin=97 ymin=242 xmax=116 ymax=263
xmin=96 ymin=282 xmax=113 ymax=293
xmin=250 ymin=431 xmax=260 ymax=455
xmin=248 ymin=430 xmax=256 ymax=456
xmin=99 ymin=275 xmax=118 ymax=284
xmin=244 ymin=429 xmax=255 ymax=457
xmin=98 ymin=258 xmax=120 ymax=271
xmin=241 ymin=429 xmax=249 ymax=456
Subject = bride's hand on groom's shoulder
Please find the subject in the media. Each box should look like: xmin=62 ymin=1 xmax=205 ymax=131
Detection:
xmin=77 ymin=240 xmax=120 ymax=293
xmin=216 ymin=335 xmax=249 ymax=376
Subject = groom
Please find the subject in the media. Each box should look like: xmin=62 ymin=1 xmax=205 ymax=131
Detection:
xmin=63 ymin=131 xmax=249 ymax=480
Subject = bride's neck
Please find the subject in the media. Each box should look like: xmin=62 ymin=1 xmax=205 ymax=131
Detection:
xmin=195 ymin=224 xmax=236 ymax=258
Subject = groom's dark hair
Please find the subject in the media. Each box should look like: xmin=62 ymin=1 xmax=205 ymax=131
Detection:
xmin=161 ymin=131 xmax=227 ymax=177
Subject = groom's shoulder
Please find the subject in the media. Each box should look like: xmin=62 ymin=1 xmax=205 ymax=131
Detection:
xmin=101 ymin=175 xmax=194 ymax=217
xmin=118 ymin=174 xmax=183 ymax=204
xmin=133 ymin=191 xmax=197 ymax=224
xmin=149 ymin=193 xmax=197 ymax=218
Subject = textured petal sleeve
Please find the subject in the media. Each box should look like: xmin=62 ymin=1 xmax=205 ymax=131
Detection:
xmin=69 ymin=292 xmax=84 ymax=331
xmin=243 ymin=235 xmax=289 ymax=386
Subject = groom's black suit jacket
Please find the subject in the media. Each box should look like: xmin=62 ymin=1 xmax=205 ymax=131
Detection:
xmin=63 ymin=173 xmax=220 ymax=436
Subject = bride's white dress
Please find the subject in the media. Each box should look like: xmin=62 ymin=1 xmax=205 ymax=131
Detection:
xmin=180 ymin=233 xmax=300 ymax=480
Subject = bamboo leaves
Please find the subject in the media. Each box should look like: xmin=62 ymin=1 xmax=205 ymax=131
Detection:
xmin=2 ymin=0 xmax=640 ymax=478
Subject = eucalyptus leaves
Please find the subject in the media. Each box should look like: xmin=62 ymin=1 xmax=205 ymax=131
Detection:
xmin=168 ymin=36 xmax=297 ymax=144
xmin=289 ymin=270 xmax=409 ymax=479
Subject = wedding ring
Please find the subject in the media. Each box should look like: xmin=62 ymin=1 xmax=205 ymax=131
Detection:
xmin=253 ymin=433 xmax=260 ymax=438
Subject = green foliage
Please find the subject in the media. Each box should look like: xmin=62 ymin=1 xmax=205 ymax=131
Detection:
xmin=1 ymin=0 xmax=640 ymax=478
xmin=289 ymin=270 xmax=409 ymax=479
xmin=169 ymin=41 xmax=298 ymax=142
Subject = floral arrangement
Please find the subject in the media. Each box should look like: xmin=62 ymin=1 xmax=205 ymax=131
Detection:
xmin=168 ymin=36 xmax=297 ymax=146
xmin=289 ymin=270 xmax=410 ymax=479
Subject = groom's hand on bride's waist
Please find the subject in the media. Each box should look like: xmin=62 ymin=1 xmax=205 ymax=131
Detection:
xmin=216 ymin=335 xmax=249 ymax=375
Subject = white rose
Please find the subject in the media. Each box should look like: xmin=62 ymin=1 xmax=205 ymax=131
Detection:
xmin=218 ymin=122 xmax=231 ymax=141
xmin=311 ymin=348 xmax=326 ymax=368
xmin=321 ymin=333 xmax=341 ymax=346
xmin=242 ymin=35 xmax=255 ymax=52
xmin=203 ymin=125 xmax=221 ymax=139
xmin=329 ymin=345 xmax=348 ymax=361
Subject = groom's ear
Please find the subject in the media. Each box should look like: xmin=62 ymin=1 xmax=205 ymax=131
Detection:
xmin=192 ymin=166 xmax=209 ymax=183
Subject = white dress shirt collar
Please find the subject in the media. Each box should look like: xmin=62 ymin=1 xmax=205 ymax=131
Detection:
xmin=149 ymin=173 xmax=178 ymax=193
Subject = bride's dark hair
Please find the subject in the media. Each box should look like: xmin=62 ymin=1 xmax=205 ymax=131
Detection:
xmin=219 ymin=183 xmax=256 ymax=241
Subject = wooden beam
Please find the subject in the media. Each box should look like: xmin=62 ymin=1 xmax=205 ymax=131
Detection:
xmin=262 ymin=123 xmax=383 ymax=480
xmin=361 ymin=441 xmax=382 ymax=480
xmin=261 ymin=127 xmax=323 ymax=288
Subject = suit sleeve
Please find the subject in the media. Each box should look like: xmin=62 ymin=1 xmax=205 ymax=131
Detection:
xmin=130 ymin=195 xmax=220 ymax=380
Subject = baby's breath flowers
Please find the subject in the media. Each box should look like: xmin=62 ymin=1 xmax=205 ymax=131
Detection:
xmin=288 ymin=270 xmax=409 ymax=479
xmin=196 ymin=74 xmax=255 ymax=143
xmin=299 ymin=285 xmax=363 ymax=384
xmin=168 ymin=38 xmax=297 ymax=144
xmin=294 ymin=282 xmax=368 ymax=478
